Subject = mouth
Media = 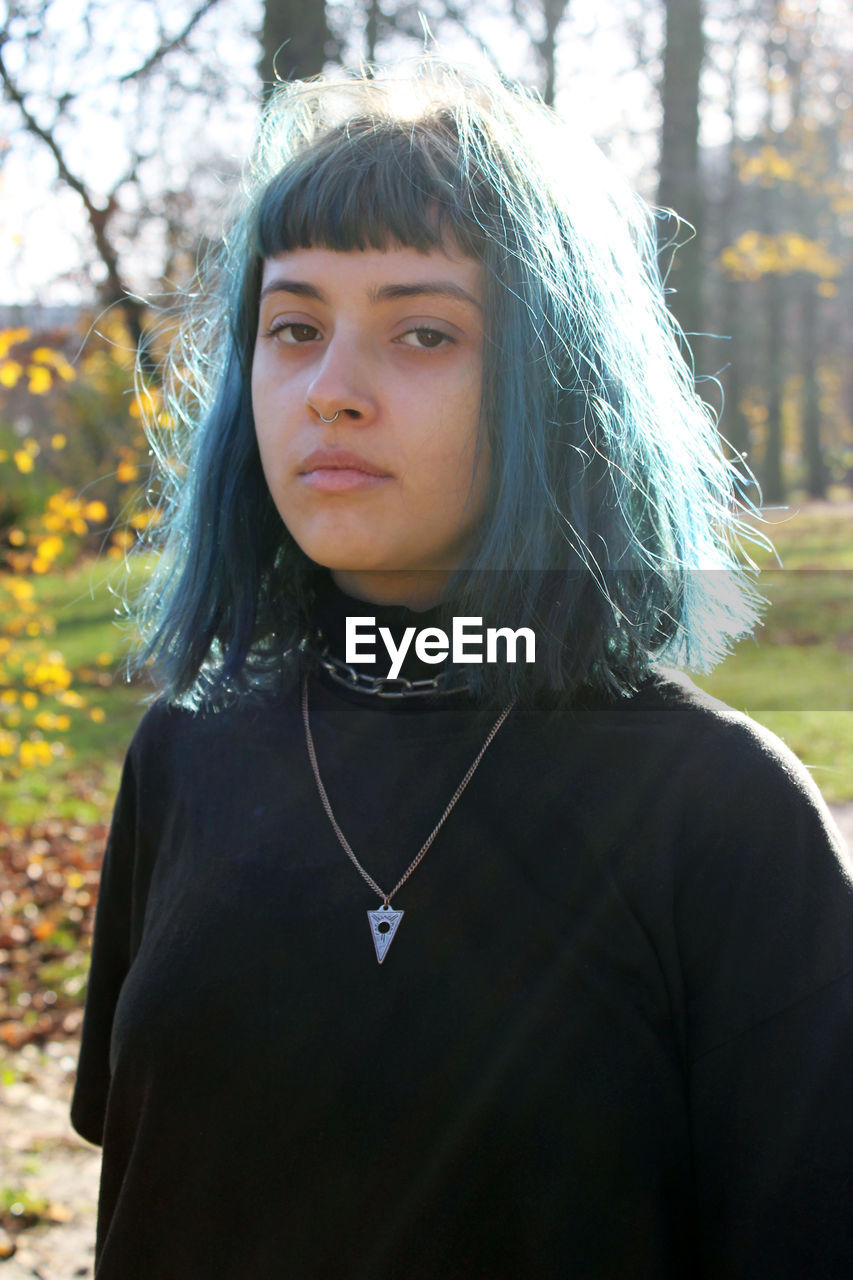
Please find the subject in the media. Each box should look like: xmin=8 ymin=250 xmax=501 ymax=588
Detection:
xmin=297 ymin=448 xmax=391 ymax=493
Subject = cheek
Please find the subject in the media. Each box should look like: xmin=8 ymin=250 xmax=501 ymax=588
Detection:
xmin=409 ymin=374 xmax=482 ymax=474
xmin=251 ymin=362 xmax=285 ymax=476
xmin=251 ymin=353 xmax=271 ymax=431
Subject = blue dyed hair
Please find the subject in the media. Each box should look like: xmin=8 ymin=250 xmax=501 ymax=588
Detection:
xmin=137 ymin=57 xmax=761 ymax=709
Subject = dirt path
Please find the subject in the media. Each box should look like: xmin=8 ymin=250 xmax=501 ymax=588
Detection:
xmin=0 ymin=1042 xmax=98 ymax=1278
xmin=2 ymin=805 xmax=851 ymax=1279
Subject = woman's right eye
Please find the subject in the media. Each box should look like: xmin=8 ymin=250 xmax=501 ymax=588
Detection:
xmin=267 ymin=322 xmax=320 ymax=344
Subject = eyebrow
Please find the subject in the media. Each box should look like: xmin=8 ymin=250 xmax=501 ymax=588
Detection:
xmin=258 ymin=277 xmax=482 ymax=311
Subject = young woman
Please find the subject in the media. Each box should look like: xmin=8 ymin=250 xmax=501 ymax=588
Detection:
xmin=71 ymin=59 xmax=853 ymax=1278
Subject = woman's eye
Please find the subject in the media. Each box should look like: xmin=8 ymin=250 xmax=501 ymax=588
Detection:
xmin=268 ymin=322 xmax=320 ymax=344
xmin=398 ymin=328 xmax=453 ymax=350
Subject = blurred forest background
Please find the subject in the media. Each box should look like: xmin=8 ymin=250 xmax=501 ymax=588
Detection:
xmin=0 ymin=0 xmax=852 ymax=1044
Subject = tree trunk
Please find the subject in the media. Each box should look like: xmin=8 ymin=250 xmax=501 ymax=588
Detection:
xmin=365 ymin=0 xmax=381 ymax=62
xmin=763 ymin=273 xmax=785 ymax=504
xmin=719 ymin=149 xmax=749 ymax=464
xmin=716 ymin=24 xmax=750 ymax=473
xmin=539 ymin=0 xmax=570 ymax=107
xmin=657 ymin=0 xmax=705 ymax=342
xmin=259 ymin=0 xmax=337 ymax=91
xmin=800 ymin=282 xmax=826 ymax=498
xmin=788 ymin=49 xmax=827 ymax=501
xmin=722 ymin=300 xmax=749 ymax=460
xmin=758 ymin=0 xmax=786 ymax=505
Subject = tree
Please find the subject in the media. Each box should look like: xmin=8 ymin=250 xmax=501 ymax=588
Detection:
xmin=259 ymin=0 xmax=340 ymax=89
xmin=714 ymin=0 xmax=851 ymax=502
xmin=0 ymin=0 xmax=253 ymax=367
xmin=507 ymin=0 xmax=572 ymax=106
xmin=657 ymin=0 xmax=705 ymax=341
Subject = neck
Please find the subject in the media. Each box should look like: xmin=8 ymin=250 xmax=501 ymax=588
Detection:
xmin=331 ymin=569 xmax=452 ymax=612
xmin=310 ymin=569 xmax=472 ymax=693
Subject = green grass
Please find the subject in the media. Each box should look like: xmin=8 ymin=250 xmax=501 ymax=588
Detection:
xmin=747 ymin=503 xmax=853 ymax=569
xmin=0 ymin=555 xmax=152 ymax=823
xmin=692 ymin=504 xmax=853 ymax=802
xmin=2 ymin=503 xmax=852 ymax=821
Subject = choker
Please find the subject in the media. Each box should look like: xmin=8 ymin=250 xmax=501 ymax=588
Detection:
xmin=300 ymin=635 xmax=473 ymax=699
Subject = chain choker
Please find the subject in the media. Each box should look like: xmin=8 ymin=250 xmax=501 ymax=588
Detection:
xmin=300 ymin=633 xmax=473 ymax=699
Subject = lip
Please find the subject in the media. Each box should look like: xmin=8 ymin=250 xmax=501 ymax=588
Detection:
xmin=298 ymin=448 xmax=391 ymax=478
xmin=297 ymin=448 xmax=391 ymax=494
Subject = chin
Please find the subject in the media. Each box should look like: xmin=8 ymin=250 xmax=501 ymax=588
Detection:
xmin=285 ymin=517 xmax=389 ymax=569
xmin=299 ymin=544 xmax=397 ymax=574
xmin=286 ymin=525 xmax=460 ymax=579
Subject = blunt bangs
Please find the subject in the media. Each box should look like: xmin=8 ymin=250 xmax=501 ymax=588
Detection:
xmin=251 ymin=115 xmax=493 ymax=263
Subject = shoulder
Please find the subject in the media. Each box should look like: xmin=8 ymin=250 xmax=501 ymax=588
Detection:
xmin=648 ymin=671 xmax=845 ymax=847
xmin=532 ymin=669 xmax=841 ymax=837
xmin=120 ymin=697 xmax=202 ymax=794
xmin=596 ymin=670 xmax=843 ymax=828
xmin=624 ymin=673 xmax=853 ymax=1053
xmin=125 ymin=681 xmax=296 ymax=769
xmin=603 ymin=669 xmax=851 ymax=900
xmin=538 ymin=672 xmax=853 ymax=1042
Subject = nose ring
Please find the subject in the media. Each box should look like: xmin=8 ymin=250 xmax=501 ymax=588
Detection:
xmin=308 ymin=401 xmax=341 ymax=424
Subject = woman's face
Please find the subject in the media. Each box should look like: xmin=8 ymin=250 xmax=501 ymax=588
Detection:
xmin=251 ymin=241 xmax=488 ymax=607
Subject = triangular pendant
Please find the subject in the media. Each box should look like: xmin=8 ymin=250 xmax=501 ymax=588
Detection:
xmin=367 ymin=904 xmax=404 ymax=964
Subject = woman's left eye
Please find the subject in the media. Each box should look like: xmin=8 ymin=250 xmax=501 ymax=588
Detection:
xmin=267 ymin=322 xmax=320 ymax=344
xmin=397 ymin=328 xmax=454 ymax=350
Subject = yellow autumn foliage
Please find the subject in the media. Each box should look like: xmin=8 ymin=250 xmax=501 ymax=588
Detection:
xmin=130 ymin=507 xmax=162 ymax=531
xmin=116 ymin=460 xmax=139 ymax=483
xmin=27 ymin=365 xmax=53 ymax=395
xmin=0 ymin=328 xmax=30 ymax=358
xmin=19 ymin=739 xmax=53 ymax=767
xmin=31 ymin=347 xmax=76 ymax=381
xmin=738 ymin=145 xmax=797 ymax=187
xmin=5 ymin=578 xmax=34 ymax=602
xmin=36 ymin=536 xmax=64 ymax=564
xmin=26 ymin=660 xmax=72 ymax=693
xmin=719 ymin=231 xmax=841 ymax=282
xmin=130 ymin=385 xmax=160 ymax=419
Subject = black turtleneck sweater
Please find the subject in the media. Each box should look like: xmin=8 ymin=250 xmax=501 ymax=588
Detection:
xmin=71 ymin=577 xmax=853 ymax=1279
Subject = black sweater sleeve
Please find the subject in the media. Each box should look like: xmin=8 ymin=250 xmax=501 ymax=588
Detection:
xmin=70 ymin=736 xmax=139 ymax=1146
xmin=677 ymin=716 xmax=853 ymax=1278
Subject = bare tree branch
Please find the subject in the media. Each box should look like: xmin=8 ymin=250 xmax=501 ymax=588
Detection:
xmin=508 ymin=0 xmax=536 ymax=42
xmin=0 ymin=36 xmax=152 ymax=365
xmin=537 ymin=0 xmax=571 ymax=105
xmin=435 ymin=0 xmax=505 ymax=68
xmin=0 ymin=41 xmax=103 ymax=231
xmin=116 ymin=0 xmax=221 ymax=84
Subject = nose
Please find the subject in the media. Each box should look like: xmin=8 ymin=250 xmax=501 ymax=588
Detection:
xmin=306 ymin=330 xmax=377 ymax=423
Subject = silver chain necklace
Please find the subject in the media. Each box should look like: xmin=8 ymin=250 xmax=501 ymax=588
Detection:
xmin=301 ymin=637 xmax=472 ymax=699
xmin=301 ymin=673 xmax=517 ymax=963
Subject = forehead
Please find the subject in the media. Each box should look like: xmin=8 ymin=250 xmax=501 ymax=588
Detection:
xmin=258 ymin=242 xmax=484 ymax=304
